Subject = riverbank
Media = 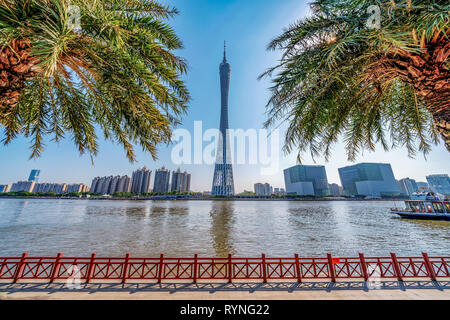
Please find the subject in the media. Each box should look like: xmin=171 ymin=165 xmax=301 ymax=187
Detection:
xmin=0 ymin=196 xmax=408 ymax=201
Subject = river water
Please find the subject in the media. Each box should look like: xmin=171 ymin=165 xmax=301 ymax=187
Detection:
xmin=0 ymin=199 xmax=448 ymax=257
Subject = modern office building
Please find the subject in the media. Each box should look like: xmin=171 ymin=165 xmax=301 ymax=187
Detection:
xmin=284 ymin=165 xmax=330 ymax=196
xmin=153 ymin=167 xmax=171 ymax=193
xmin=254 ymin=183 xmax=272 ymax=196
xmin=0 ymin=185 xmax=11 ymax=193
xmin=211 ymin=43 xmax=235 ymax=196
xmin=171 ymin=169 xmax=191 ymax=192
xmin=10 ymin=181 xmax=36 ymax=193
xmin=28 ymin=170 xmax=40 ymax=182
xmin=329 ymin=183 xmax=343 ymax=197
xmin=398 ymin=178 xmax=419 ymax=196
xmin=338 ymin=163 xmax=400 ymax=197
xmin=426 ymin=174 xmax=450 ymax=196
xmin=131 ymin=168 xmax=152 ymax=194
xmin=33 ymin=183 xmax=67 ymax=193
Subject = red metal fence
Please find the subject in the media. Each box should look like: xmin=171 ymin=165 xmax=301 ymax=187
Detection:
xmin=0 ymin=252 xmax=448 ymax=283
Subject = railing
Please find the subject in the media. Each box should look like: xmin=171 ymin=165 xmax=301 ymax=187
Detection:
xmin=0 ymin=252 xmax=448 ymax=283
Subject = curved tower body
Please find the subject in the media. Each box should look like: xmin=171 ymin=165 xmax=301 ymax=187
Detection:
xmin=211 ymin=43 xmax=235 ymax=196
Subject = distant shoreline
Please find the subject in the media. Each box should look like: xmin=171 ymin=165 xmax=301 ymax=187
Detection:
xmin=0 ymin=196 xmax=407 ymax=202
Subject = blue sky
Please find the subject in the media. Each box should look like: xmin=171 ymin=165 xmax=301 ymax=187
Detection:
xmin=0 ymin=0 xmax=448 ymax=192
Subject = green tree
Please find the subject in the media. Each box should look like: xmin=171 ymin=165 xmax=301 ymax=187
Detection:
xmin=260 ymin=0 xmax=449 ymax=162
xmin=0 ymin=0 xmax=190 ymax=161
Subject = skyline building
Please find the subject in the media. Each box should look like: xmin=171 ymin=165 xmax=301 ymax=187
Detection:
xmin=131 ymin=168 xmax=152 ymax=194
xmin=416 ymin=182 xmax=430 ymax=191
xmin=329 ymin=183 xmax=343 ymax=197
xmin=338 ymin=163 xmax=400 ymax=197
xmin=66 ymin=184 xmax=90 ymax=193
xmin=0 ymin=185 xmax=11 ymax=193
xmin=273 ymin=188 xmax=286 ymax=196
xmin=171 ymin=169 xmax=191 ymax=193
xmin=254 ymin=183 xmax=272 ymax=196
xmin=398 ymin=178 xmax=419 ymax=196
xmin=153 ymin=167 xmax=171 ymax=193
xmin=28 ymin=170 xmax=40 ymax=182
xmin=426 ymin=174 xmax=450 ymax=196
xmin=91 ymin=175 xmax=131 ymax=195
xmin=284 ymin=165 xmax=330 ymax=196
xmin=33 ymin=183 xmax=67 ymax=193
xmin=10 ymin=181 xmax=35 ymax=193
xmin=211 ymin=42 xmax=235 ymax=196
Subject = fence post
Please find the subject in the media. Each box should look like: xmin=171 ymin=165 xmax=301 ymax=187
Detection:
xmin=50 ymin=253 xmax=63 ymax=283
xmin=0 ymin=258 xmax=5 ymax=278
xmin=422 ymin=252 xmax=437 ymax=281
xmin=86 ymin=253 xmax=96 ymax=283
xmin=157 ymin=253 xmax=164 ymax=284
xmin=359 ymin=253 xmax=368 ymax=281
xmin=261 ymin=254 xmax=267 ymax=283
xmin=228 ymin=254 xmax=232 ymax=283
xmin=295 ymin=254 xmax=302 ymax=283
xmin=327 ymin=253 xmax=336 ymax=282
xmin=193 ymin=254 xmax=198 ymax=284
xmin=122 ymin=253 xmax=130 ymax=284
xmin=390 ymin=253 xmax=403 ymax=282
xmin=13 ymin=252 xmax=28 ymax=283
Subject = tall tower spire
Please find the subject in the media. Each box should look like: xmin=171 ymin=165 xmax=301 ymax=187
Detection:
xmin=223 ymin=40 xmax=227 ymax=62
xmin=212 ymin=43 xmax=235 ymax=196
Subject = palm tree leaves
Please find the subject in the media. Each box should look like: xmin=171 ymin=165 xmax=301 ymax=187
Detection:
xmin=261 ymin=0 xmax=449 ymax=162
xmin=0 ymin=0 xmax=190 ymax=161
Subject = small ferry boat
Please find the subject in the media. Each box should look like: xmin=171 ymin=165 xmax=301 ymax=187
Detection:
xmin=390 ymin=192 xmax=450 ymax=221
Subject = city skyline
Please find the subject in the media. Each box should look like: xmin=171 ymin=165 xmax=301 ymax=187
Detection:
xmin=2 ymin=165 xmax=447 ymax=196
xmin=0 ymin=0 xmax=448 ymax=193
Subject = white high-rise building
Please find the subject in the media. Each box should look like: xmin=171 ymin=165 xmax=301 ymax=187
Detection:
xmin=10 ymin=181 xmax=35 ymax=193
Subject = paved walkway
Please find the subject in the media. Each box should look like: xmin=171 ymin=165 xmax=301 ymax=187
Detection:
xmin=1 ymin=280 xmax=449 ymax=300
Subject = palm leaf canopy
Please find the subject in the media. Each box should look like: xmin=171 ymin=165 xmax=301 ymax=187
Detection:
xmin=0 ymin=0 xmax=190 ymax=161
xmin=261 ymin=0 xmax=449 ymax=162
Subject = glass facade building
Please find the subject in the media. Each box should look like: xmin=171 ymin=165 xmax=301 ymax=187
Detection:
xmin=28 ymin=170 xmax=40 ymax=182
xmin=338 ymin=163 xmax=400 ymax=197
xmin=284 ymin=165 xmax=330 ymax=196
xmin=398 ymin=178 xmax=419 ymax=196
xmin=426 ymin=174 xmax=450 ymax=196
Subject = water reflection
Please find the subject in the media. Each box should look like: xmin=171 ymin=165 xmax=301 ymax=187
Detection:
xmin=210 ymin=201 xmax=235 ymax=256
xmin=168 ymin=206 xmax=189 ymax=215
xmin=124 ymin=206 xmax=147 ymax=218
xmin=150 ymin=206 xmax=166 ymax=215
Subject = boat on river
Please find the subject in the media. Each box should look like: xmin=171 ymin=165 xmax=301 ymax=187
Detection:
xmin=390 ymin=192 xmax=450 ymax=221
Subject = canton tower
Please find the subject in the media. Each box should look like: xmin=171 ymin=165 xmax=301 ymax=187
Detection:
xmin=211 ymin=42 xmax=235 ymax=196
